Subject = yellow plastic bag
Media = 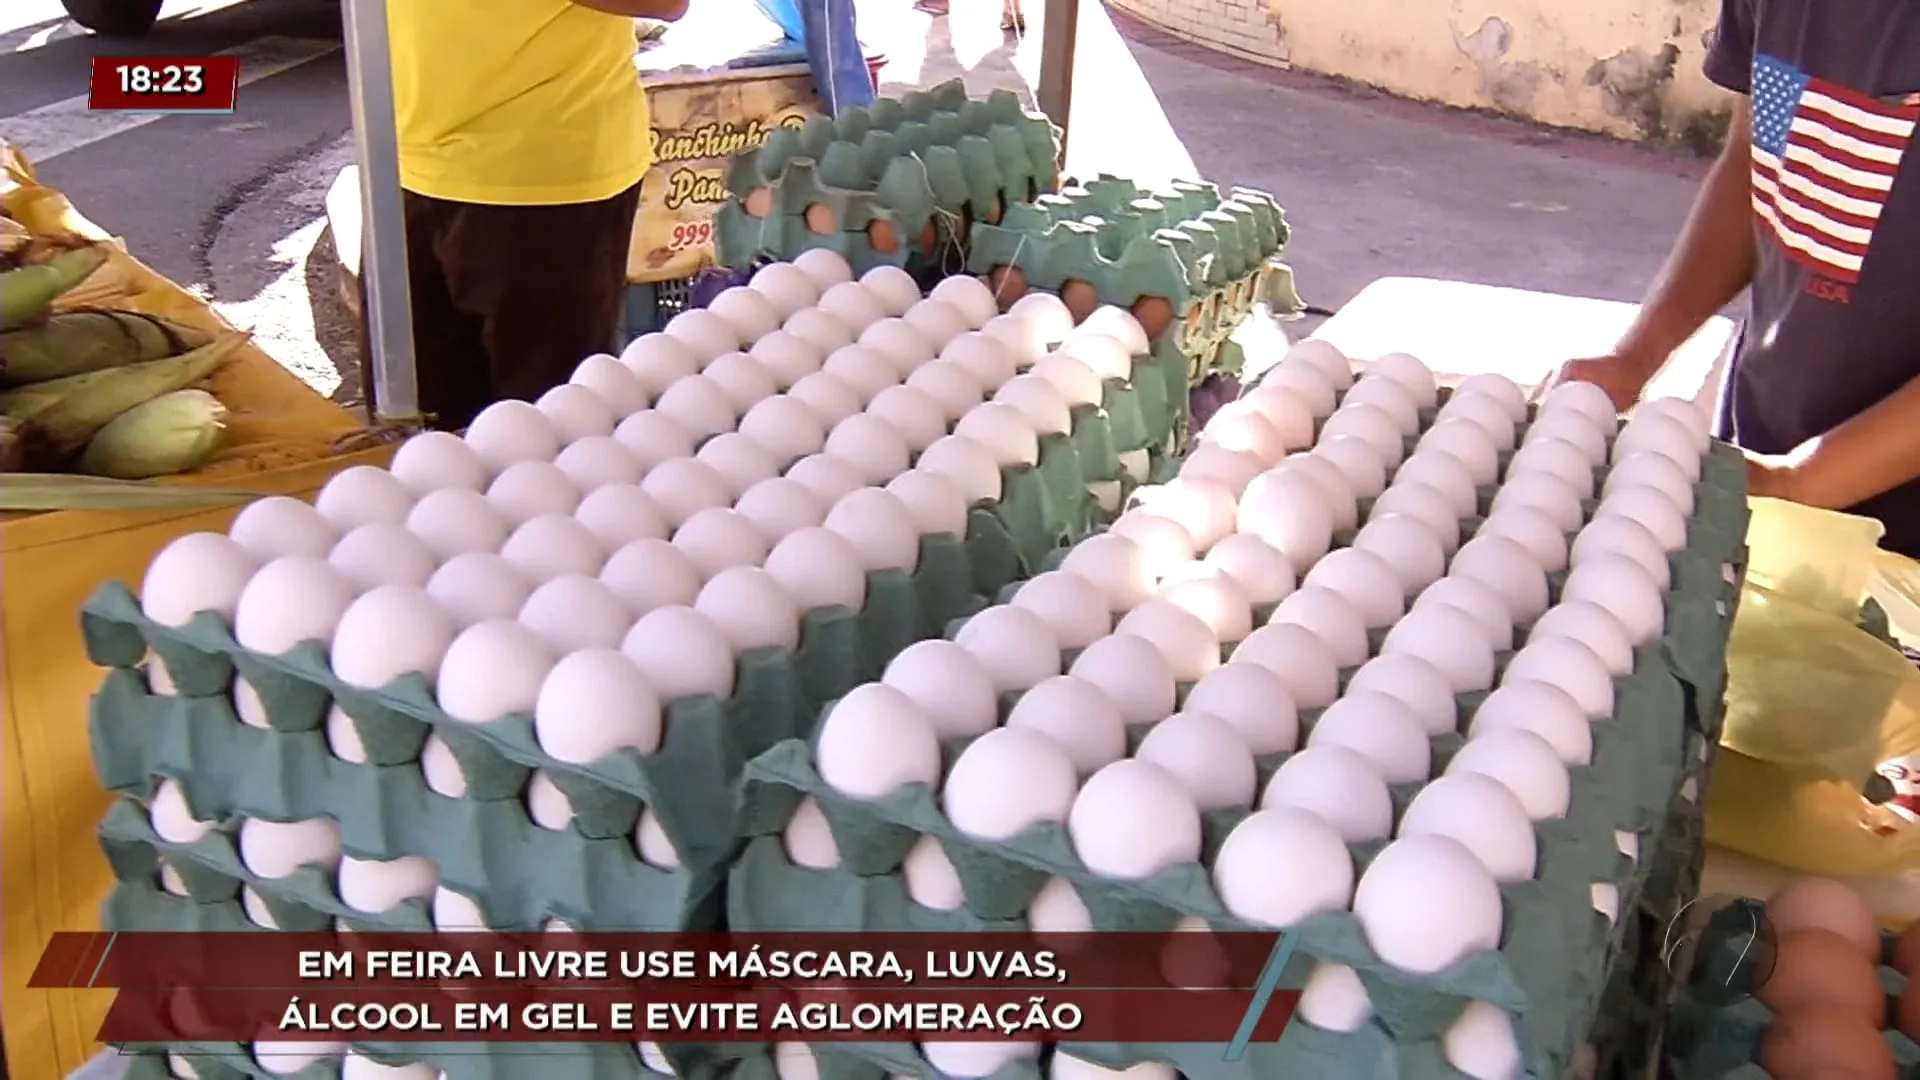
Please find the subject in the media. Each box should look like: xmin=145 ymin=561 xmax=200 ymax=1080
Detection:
xmin=1706 ymin=499 xmax=1920 ymax=878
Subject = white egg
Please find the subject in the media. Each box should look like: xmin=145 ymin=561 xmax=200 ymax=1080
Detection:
xmin=765 ymin=526 xmax=867 ymax=612
xmin=336 ymin=855 xmax=439 ymax=914
xmin=902 ymin=835 xmax=966 ymax=909
xmin=1526 ymin=406 xmax=1611 ymax=465
xmin=1027 ymin=876 xmax=1094 ymax=934
xmin=818 ymin=344 xmax=899 ymax=403
xmin=734 ymin=477 xmax=829 ymax=541
xmin=1069 ymin=633 xmax=1178 ymax=724
xmin=954 ymin=402 xmax=1040 ymax=467
xmin=1444 ymin=1001 xmax=1525 ymax=1080
xmin=1353 ymin=834 xmax=1503 ymax=974
xmin=929 ymin=275 xmax=1000 ymax=328
xmin=823 ymin=487 xmax=921 ymax=572
xmin=1259 ymin=362 xmax=1337 ymax=418
xmin=904 ymin=299 xmax=971 ymax=348
xmin=141 ymin=532 xmax=259 ymax=627
xmin=751 ymin=263 xmax=823 ymax=316
xmin=388 ymin=430 xmax=490 ymax=494
xmin=571 ymin=353 xmax=651 ymax=417
xmin=235 ymin=817 xmax=343 ymax=884
xmin=463 ymin=399 xmax=562 ymax=470
xmin=1315 ymin=435 xmax=1390 ymax=499
xmin=1303 ymin=548 xmax=1406 ymax=628
xmin=859 ymin=318 xmax=939 ymax=375
xmin=314 ymin=466 xmax=414 ymax=531
xmin=499 ymin=513 xmax=607 ymax=580
xmin=1005 ymin=677 xmax=1128 ymax=774
xmin=1284 ymin=338 xmax=1353 ymax=391
xmin=1029 ymin=352 xmax=1104 ymax=407
xmin=621 ymin=606 xmax=735 ymax=700
xmin=1068 ymin=759 xmax=1203 ymax=879
xmin=1203 ymin=533 xmax=1297 ymax=606
xmin=1529 ymin=599 xmax=1637 ymax=676
xmin=1075 ymin=305 xmax=1151 ymax=355
xmin=1541 ymin=379 xmax=1622 ymax=432
xmin=867 ymin=385 xmax=950 ymax=451
xmin=1240 ymin=385 xmax=1320 ymax=452
xmin=1296 ymin=963 xmax=1373 ymax=1033
xmin=436 ymin=619 xmax=555 ymax=721
xmin=1261 ymin=744 xmax=1393 ymax=841
xmin=696 ymin=433 xmax=781 ymax=497
xmin=664 ymin=307 xmax=743 ymax=362
xmin=707 ymin=287 xmax=783 ymax=342
xmin=572 ymin=485 xmax=670 ymax=550
xmin=1203 ymin=406 xmax=1287 ymax=464
xmin=1009 ymin=292 xmax=1077 ymax=343
xmin=1351 ymin=513 xmax=1448 ymax=594
xmin=1447 ymin=728 xmax=1572 ymax=821
xmin=329 ymin=585 xmax=456 ymax=689
xmin=1560 ymin=553 xmax=1666 ymax=644
xmin=149 ymin=778 xmax=213 ymax=844
xmin=1342 ymin=375 xmax=1423 ymax=434
xmin=620 ymin=333 xmax=702 ymax=396
xmin=702 ymin=352 xmax=780 ymax=413
xmin=994 ymin=374 xmax=1073 ymax=437
xmin=611 ymin=410 xmax=698 ymax=470
xmin=815 ymin=683 xmax=942 ymax=799
xmin=1212 ymin=807 xmax=1355 ymax=926
xmin=1450 ymin=534 xmax=1550 ymax=624
xmin=1185 ymin=662 xmax=1299 ymax=753
xmin=1605 ymin=450 xmax=1696 ymax=514
xmin=921 ymin=1043 xmax=1039 ymax=1080
xmin=1364 ymin=352 xmax=1438 ymax=407
xmin=1436 ymin=390 xmax=1520 ymax=451
xmin=1380 ymin=601 xmax=1496 ymax=693
xmin=695 ymin=567 xmax=801 ymax=652
xmin=943 ymin=331 xmax=1021 ymax=391
xmin=1468 ymin=680 xmax=1592 ymax=766
xmin=784 ymin=308 xmax=858 ymax=355
xmin=954 ymin=605 xmax=1062 ymax=692
xmin=1269 ymin=586 xmax=1371 ymax=669
xmin=858 ymin=266 xmax=922 ymax=317
xmin=788 ymin=372 xmax=864 ymax=427
xmin=229 ymin=495 xmax=339 ymax=557
xmin=784 ymin=452 xmax=868 ymax=504
xmin=654 ymin=375 xmax=738 ymax=441
xmin=1477 ymin=505 xmax=1570 ymax=574
xmin=884 ymin=469 xmax=970 ymax=537
xmin=1137 ymin=710 xmax=1257 ymax=808
xmin=783 ymin=797 xmax=841 ymax=869
xmin=1132 ymin=479 xmax=1238 ymax=553
xmin=486 ymin=460 xmax=581 ymax=527
xmin=672 ymin=507 xmax=770 ymax=577
xmin=979 ymin=314 xmax=1050 ymax=370
xmin=1056 ymin=332 xmax=1132 ymax=382
xmin=601 ymin=538 xmax=703 ymax=615
xmin=1417 ymin=418 xmax=1501 ymax=487
xmin=427 ymin=552 xmax=532 ymax=626
xmin=882 ymin=638 xmax=1000 ymax=737
xmin=1368 ymin=481 xmax=1462 ymax=552
xmin=736 ymin=395 xmax=829 ymax=467
xmin=1308 ymin=690 xmax=1431 ymax=783
xmin=329 ymin=524 xmax=437 ymax=591
xmin=640 ymin=458 xmax=732 ymax=527
xmin=1230 ymin=623 xmax=1341 ymax=709
xmin=1060 ymin=533 xmax=1157 ymax=613
xmin=1236 ymin=468 xmax=1335 ymax=570
xmin=534 ymin=648 xmax=662 ymax=763
xmin=1503 ymin=636 xmax=1617 ymax=720
xmin=1008 ymin=571 xmax=1112 ymax=650
xmin=553 ymin=436 xmax=645 ymax=490
xmin=537 ymin=384 xmax=618 ymax=442
xmin=1157 ymin=562 xmax=1255 ymax=642
xmin=1398 ymin=772 xmax=1537 ymax=882
xmin=1413 ymin=575 xmax=1515 ymax=651
xmin=1594 ymin=484 xmax=1689 ymax=552
xmin=1490 ymin=470 xmax=1587 ymax=535
xmin=431 ymin=884 xmax=490 ymax=928
xmin=907 ymin=359 xmax=990 ymax=421
xmin=1508 ymin=436 xmax=1597 ymax=498
xmin=1108 ymin=511 xmax=1199 ymax=581
xmin=1454 ymin=372 xmax=1529 ymax=420
xmin=1114 ymin=598 xmax=1221 ymax=682
xmin=1391 ymin=450 xmax=1481 ymax=519
xmin=1180 ymin=444 xmax=1266 ymax=496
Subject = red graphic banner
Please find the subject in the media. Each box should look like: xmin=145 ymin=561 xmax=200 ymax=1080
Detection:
xmin=88 ymin=56 xmax=240 ymax=112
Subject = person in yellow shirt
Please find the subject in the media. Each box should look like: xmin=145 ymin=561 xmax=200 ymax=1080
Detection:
xmin=386 ymin=0 xmax=687 ymax=431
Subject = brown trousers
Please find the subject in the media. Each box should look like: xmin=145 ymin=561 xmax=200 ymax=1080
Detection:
xmin=376 ymin=183 xmax=642 ymax=432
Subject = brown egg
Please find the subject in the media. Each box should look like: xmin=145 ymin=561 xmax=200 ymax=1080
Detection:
xmin=1132 ymin=295 xmax=1176 ymax=341
xmin=1891 ymin=921 xmax=1920 ymax=976
xmin=918 ymin=221 xmax=939 ymax=255
xmin=803 ymin=203 xmax=836 ymax=236
xmin=743 ymin=187 xmax=774 ymax=218
xmin=867 ymin=219 xmax=901 ymax=254
xmin=1896 ymin=978 xmax=1920 ymax=1041
xmin=1760 ymin=930 xmax=1887 ymax=1025
xmin=1759 ymin=1007 xmax=1897 ymax=1080
xmin=1059 ymin=279 xmax=1101 ymax=323
xmin=1770 ymin=878 xmax=1883 ymax=962
xmin=988 ymin=266 xmax=1028 ymax=311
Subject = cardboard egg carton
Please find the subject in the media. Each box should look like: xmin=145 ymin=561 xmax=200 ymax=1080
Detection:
xmin=715 ymin=81 xmax=1062 ymax=277
xmin=724 ymin=409 xmax=1752 ymax=1079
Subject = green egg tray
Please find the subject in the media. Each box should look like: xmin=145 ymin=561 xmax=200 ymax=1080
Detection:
xmin=726 ymin=415 xmax=1749 ymax=1080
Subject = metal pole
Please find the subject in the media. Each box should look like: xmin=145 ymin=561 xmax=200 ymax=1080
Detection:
xmin=340 ymin=0 xmax=421 ymax=425
xmin=1036 ymin=0 xmax=1080 ymax=160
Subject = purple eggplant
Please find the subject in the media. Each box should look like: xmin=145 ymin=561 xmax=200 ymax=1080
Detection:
xmin=690 ymin=266 xmax=752 ymax=309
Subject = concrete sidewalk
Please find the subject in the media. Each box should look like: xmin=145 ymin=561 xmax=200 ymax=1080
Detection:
xmin=865 ymin=0 xmax=1734 ymax=338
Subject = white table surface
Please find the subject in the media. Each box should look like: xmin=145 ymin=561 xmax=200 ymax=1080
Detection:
xmin=1296 ymin=276 xmax=1739 ymax=416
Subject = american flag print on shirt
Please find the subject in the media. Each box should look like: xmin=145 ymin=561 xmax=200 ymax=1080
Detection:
xmin=1750 ymin=53 xmax=1920 ymax=284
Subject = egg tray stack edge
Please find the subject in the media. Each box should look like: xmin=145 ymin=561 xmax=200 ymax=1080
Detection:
xmin=714 ymin=445 xmax=1746 ymax=1080
xmin=1661 ymin=900 xmax=1920 ymax=1080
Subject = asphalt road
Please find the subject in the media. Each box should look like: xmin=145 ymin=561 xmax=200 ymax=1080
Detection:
xmin=1 ymin=0 xmax=361 ymax=403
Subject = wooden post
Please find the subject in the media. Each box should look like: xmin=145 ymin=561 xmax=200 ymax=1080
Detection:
xmin=1036 ymin=0 xmax=1080 ymax=161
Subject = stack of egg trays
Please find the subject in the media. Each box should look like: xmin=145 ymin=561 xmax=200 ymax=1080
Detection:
xmin=715 ymin=78 xmax=1062 ymax=276
xmin=718 ymin=431 xmax=1751 ymax=1080
xmin=1661 ymin=898 xmax=1920 ymax=1079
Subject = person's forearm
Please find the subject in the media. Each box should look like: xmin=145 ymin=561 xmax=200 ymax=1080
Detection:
xmin=573 ymin=0 xmax=688 ymax=20
xmin=1616 ymin=101 xmax=1757 ymax=378
xmin=1777 ymin=374 xmax=1920 ymax=510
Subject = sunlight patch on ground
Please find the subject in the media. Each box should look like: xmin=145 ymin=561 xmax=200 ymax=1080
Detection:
xmin=211 ymin=216 xmax=340 ymax=398
xmin=1058 ymin=0 xmax=1197 ymax=185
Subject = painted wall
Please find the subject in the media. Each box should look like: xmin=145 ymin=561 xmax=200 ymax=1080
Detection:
xmin=1108 ymin=0 xmax=1737 ymax=148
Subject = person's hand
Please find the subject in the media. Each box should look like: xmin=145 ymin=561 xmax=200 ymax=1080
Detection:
xmin=1745 ymin=447 xmax=1811 ymax=503
xmin=1543 ymin=354 xmax=1653 ymax=412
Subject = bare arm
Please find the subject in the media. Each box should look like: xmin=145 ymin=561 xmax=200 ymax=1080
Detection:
xmin=1614 ymin=100 xmax=1757 ymax=383
xmin=573 ymin=0 xmax=688 ymax=20
xmin=1751 ymin=375 xmax=1920 ymax=509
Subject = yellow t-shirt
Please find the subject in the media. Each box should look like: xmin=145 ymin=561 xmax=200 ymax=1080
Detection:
xmin=388 ymin=1 xmax=652 ymax=206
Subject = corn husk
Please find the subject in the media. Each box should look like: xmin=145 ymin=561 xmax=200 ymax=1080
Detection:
xmin=0 ymin=473 xmax=263 ymax=511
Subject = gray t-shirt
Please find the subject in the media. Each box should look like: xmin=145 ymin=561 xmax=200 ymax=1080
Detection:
xmin=1706 ymin=0 xmax=1920 ymax=556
